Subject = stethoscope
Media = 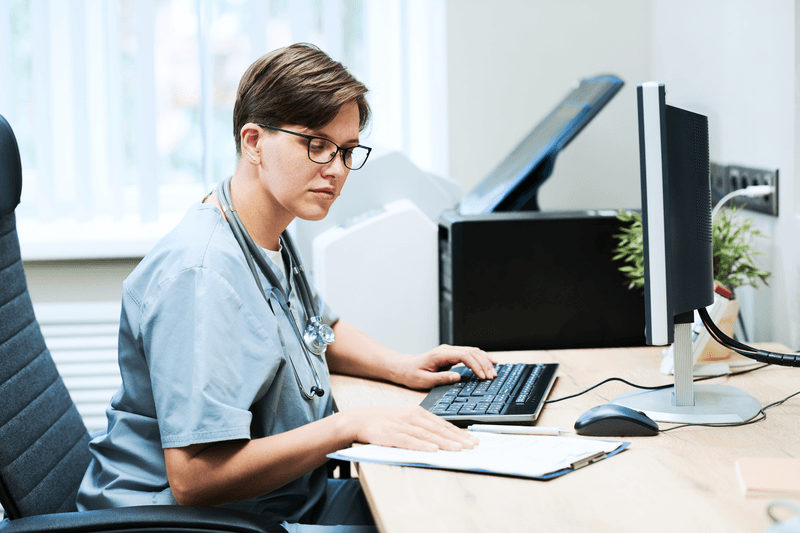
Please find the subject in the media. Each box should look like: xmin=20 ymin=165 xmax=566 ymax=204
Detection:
xmin=216 ymin=176 xmax=333 ymax=400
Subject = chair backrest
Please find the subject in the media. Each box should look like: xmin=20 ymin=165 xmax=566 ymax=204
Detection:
xmin=0 ymin=114 xmax=92 ymax=519
xmin=0 ymin=114 xmax=22 ymax=219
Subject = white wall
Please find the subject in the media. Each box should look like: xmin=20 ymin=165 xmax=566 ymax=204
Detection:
xmin=651 ymin=0 xmax=799 ymax=348
xmin=446 ymin=0 xmax=799 ymax=349
xmin=447 ymin=0 xmax=653 ymax=211
xmin=25 ymin=1 xmax=799 ymax=350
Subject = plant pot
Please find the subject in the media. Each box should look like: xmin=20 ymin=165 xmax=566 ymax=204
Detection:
xmin=696 ymin=296 xmax=738 ymax=363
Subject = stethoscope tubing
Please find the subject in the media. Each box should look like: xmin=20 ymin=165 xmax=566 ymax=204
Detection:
xmin=281 ymin=231 xmax=319 ymax=318
xmin=217 ymin=177 xmax=326 ymax=400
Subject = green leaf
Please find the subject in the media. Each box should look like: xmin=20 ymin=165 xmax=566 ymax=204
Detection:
xmin=611 ymin=206 xmax=771 ymax=292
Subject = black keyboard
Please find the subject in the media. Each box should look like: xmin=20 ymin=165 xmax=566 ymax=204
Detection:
xmin=419 ymin=363 xmax=559 ymax=427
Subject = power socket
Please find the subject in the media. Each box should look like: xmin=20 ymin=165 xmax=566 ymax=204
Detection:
xmin=710 ymin=162 xmax=779 ymax=216
xmin=710 ymin=162 xmax=727 ymax=205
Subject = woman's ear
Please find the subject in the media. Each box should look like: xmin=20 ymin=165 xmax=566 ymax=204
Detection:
xmin=240 ymin=124 xmax=261 ymax=165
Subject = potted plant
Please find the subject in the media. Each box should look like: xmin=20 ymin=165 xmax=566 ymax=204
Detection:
xmin=612 ymin=207 xmax=770 ymax=370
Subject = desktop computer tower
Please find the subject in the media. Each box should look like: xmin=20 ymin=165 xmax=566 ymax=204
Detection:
xmin=439 ymin=210 xmax=646 ymax=351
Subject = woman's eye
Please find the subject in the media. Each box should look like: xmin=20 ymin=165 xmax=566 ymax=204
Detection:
xmin=309 ymin=140 xmax=327 ymax=153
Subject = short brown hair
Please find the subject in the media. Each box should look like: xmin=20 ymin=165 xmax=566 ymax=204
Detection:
xmin=232 ymin=43 xmax=370 ymax=156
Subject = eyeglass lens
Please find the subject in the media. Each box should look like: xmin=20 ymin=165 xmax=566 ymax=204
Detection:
xmin=308 ymin=138 xmax=369 ymax=170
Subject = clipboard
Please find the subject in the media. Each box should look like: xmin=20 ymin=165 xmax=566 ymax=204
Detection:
xmin=328 ymin=433 xmax=630 ymax=481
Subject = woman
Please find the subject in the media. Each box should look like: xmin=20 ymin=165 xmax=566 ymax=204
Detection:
xmin=77 ymin=43 xmax=497 ymax=532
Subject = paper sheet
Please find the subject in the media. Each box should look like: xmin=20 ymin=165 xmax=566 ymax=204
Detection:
xmin=735 ymin=457 xmax=800 ymax=497
xmin=329 ymin=433 xmax=627 ymax=479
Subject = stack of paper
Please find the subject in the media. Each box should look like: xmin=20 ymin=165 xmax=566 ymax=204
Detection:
xmin=735 ymin=457 xmax=800 ymax=497
xmin=329 ymin=433 xmax=628 ymax=480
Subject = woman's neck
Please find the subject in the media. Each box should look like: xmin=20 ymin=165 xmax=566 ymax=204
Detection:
xmin=226 ymin=169 xmax=291 ymax=252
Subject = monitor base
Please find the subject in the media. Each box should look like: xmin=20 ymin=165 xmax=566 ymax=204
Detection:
xmin=611 ymin=384 xmax=762 ymax=424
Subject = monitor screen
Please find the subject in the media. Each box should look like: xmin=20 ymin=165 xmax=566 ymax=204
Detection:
xmin=457 ymin=75 xmax=623 ymax=215
xmin=638 ymin=84 xmax=714 ymax=345
xmin=610 ymin=82 xmax=761 ymax=424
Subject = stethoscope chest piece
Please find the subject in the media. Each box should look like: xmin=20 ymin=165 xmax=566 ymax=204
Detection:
xmin=304 ymin=316 xmax=336 ymax=356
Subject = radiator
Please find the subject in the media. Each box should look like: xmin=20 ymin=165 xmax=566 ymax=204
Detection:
xmin=34 ymin=302 xmax=122 ymax=433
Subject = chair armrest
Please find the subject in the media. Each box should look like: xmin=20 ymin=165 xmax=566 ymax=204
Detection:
xmin=0 ymin=506 xmax=287 ymax=533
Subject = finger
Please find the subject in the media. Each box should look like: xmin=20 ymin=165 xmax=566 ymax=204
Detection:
xmin=428 ymin=346 xmax=491 ymax=379
xmin=455 ymin=348 xmax=496 ymax=380
xmin=402 ymin=420 xmax=473 ymax=452
xmin=383 ymin=432 xmax=440 ymax=453
xmin=363 ymin=407 xmax=479 ymax=451
xmin=365 ymin=417 xmax=454 ymax=452
xmin=425 ymin=347 xmax=468 ymax=368
xmin=450 ymin=346 xmax=497 ymax=380
xmin=432 ymin=423 xmax=480 ymax=449
xmin=425 ymin=370 xmax=462 ymax=388
xmin=412 ymin=409 xmax=480 ymax=449
xmin=470 ymin=347 xmax=498 ymax=378
xmin=474 ymin=348 xmax=497 ymax=379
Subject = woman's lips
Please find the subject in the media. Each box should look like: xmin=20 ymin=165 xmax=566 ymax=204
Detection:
xmin=312 ymin=188 xmax=336 ymax=200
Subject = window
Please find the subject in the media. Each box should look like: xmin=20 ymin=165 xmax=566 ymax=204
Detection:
xmin=0 ymin=0 xmax=448 ymax=259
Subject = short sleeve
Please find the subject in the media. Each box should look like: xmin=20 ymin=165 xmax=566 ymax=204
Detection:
xmin=139 ymin=266 xmax=280 ymax=448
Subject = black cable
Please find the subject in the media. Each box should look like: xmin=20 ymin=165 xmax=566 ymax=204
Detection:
xmin=761 ymin=388 xmax=800 ymax=410
xmin=545 ymin=377 xmax=667 ymax=404
xmin=699 ymin=308 xmax=755 ymax=353
xmin=548 ymin=347 xmax=795 ymax=432
xmin=659 ymin=388 xmax=800 ymax=432
xmin=545 ymin=363 xmax=769 ymax=404
xmin=659 ymin=410 xmax=768 ymax=432
xmin=736 ymin=310 xmax=749 ymax=343
xmin=699 ymin=308 xmax=800 ymax=367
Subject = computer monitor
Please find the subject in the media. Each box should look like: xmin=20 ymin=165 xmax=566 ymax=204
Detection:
xmin=610 ymin=82 xmax=761 ymax=424
xmin=457 ymin=75 xmax=623 ymax=215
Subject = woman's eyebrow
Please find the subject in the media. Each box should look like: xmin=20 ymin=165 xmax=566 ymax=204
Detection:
xmin=308 ymin=130 xmax=360 ymax=146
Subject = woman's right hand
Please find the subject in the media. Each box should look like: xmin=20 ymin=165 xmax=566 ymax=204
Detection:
xmin=337 ymin=406 xmax=479 ymax=452
xmin=163 ymin=406 xmax=476 ymax=507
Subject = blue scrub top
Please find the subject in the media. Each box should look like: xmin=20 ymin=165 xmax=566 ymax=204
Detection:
xmin=77 ymin=201 xmax=337 ymax=524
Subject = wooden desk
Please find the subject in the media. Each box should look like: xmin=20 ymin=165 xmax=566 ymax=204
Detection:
xmin=331 ymin=344 xmax=799 ymax=533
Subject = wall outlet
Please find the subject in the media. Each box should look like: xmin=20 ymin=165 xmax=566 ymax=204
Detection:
xmin=710 ymin=162 xmax=727 ymax=206
xmin=710 ymin=162 xmax=779 ymax=217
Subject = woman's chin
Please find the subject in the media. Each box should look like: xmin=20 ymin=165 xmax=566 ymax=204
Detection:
xmin=297 ymin=207 xmax=332 ymax=222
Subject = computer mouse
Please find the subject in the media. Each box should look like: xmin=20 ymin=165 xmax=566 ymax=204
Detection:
xmin=574 ymin=403 xmax=659 ymax=437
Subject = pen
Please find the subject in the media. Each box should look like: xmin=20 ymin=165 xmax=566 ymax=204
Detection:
xmin=467 ymin=424 xmax=569 ymax=436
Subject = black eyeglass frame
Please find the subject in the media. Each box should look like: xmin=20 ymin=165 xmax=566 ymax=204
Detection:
xmin=256 ymin=123 xmax=372 ymax=170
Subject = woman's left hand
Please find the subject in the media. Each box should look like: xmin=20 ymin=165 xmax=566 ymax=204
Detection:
xmin=395 ymin=344 xmax=499 ymax=390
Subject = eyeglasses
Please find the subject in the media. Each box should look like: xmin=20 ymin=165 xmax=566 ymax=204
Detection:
xmin=256 ymin=124 xmax=372 ymax=170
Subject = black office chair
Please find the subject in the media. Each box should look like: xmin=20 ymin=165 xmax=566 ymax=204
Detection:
xmin=0 ymin=114 xmax=286 ymax=533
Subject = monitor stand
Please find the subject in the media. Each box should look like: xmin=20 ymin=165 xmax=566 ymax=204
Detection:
xmin=493 ymin=153 xmax=556 ymax=212
xmin=611 ymin=322 xmax=762 ymax=424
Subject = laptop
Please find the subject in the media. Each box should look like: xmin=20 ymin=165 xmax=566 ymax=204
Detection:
xmin=419 ymin=363 xmax=559 ymax=427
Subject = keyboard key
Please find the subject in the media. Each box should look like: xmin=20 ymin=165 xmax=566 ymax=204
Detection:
xmin=422 ymin=362 xmax=558 ymax=424
xmin=472 ymin=381 xmax=492 ymax=396
xmin=515 ymin=365 xmax=544 ymax=404
xmin=458 ymin=382 xmax=478 ymax=397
